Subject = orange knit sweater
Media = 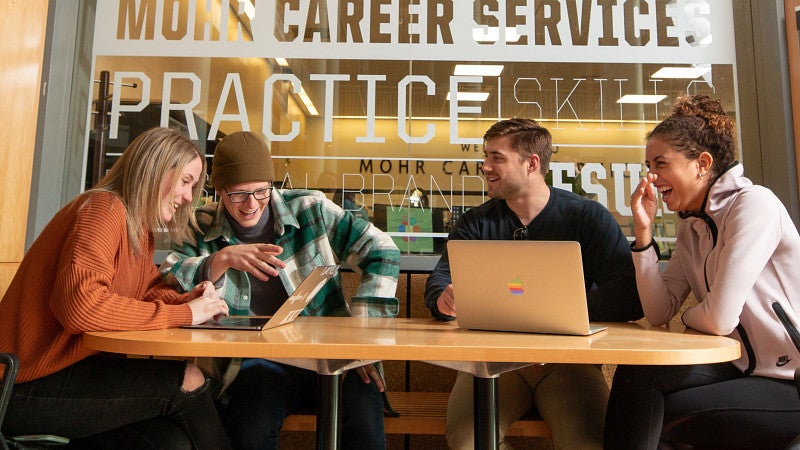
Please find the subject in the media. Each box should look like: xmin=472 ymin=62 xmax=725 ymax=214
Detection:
xmin=0 ymin=191 xmax=193 ymax=383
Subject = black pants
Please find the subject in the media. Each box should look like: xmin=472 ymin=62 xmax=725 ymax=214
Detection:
xmin=220 ymin=359 xmax=386 ymax=450
xmin=4 ymin=356 xmax=232 ymax=450
xmin=604 ymin=362 xmax=800 ymax=450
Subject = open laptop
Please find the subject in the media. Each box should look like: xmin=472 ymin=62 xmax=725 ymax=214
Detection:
xmin=447 ymin=240 xmax=606 ymax=336
xmin=183 ymin=265 xmax=340 ymax=331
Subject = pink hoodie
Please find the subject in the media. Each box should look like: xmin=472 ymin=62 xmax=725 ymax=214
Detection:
xmin=633 ymin=163 xmax=800 ymax=379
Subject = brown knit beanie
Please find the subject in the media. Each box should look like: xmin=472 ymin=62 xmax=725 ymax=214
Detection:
xmin=210 ymin=131 xmax=275 ymax=189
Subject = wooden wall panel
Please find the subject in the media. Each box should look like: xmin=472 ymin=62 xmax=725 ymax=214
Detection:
xmin=785 ymin=0 xmax=800 ymax=202
xmin=0 ymin=0 xmax=49 ymax=297
xmin=0 ymin=263 xmax=19 ymax=298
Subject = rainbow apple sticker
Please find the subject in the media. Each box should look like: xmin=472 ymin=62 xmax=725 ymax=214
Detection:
xmin=508 ymin=276 xmax=524 ymax=295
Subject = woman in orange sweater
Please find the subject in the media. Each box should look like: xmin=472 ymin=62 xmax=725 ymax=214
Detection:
xmin=0 ymin=127 xmax=231 ymax=449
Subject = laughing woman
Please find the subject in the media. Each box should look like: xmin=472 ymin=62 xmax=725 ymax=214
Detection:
xmin=603 ymin=95 xmax=800 ymax=449
xmin=0 ymin=128 xmax=232 ymax=449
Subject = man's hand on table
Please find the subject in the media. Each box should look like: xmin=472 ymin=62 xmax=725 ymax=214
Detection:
xmin=436 ymin=284 xmax=457 ymax=317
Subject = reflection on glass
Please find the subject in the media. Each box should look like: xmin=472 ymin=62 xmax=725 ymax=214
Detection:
xmin=90 ymin=54 xmax=735 ymax=260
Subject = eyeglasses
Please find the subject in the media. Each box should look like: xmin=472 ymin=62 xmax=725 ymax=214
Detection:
xmin=513 ymin=226 xmax=528 ymax=240
xmin=225 ymin=186 xmax=272 ymax=203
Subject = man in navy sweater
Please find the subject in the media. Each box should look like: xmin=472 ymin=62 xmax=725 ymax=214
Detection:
xmin=424 ymin=118 xmax=642 ymax=450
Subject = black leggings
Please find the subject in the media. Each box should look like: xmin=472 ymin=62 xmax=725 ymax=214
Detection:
xmin=604 ymin=362 xmax=800 ymax=450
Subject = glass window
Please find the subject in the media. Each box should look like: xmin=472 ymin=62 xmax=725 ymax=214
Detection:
xmin=89 ymin=0 xmax=738 ymax=258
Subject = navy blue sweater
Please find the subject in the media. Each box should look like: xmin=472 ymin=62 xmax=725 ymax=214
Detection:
xmin=424 ymin=187 xmax=643 ymax=322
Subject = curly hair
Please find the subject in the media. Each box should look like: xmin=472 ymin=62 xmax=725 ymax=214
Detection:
xmin=647 ymin=94 xmax=737 ymax=178
xmin=483 ymin=117 xmax=553 ymax=175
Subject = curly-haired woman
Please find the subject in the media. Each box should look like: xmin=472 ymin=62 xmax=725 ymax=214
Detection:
xmin=604 ymin=94 xmax=800 ymax=449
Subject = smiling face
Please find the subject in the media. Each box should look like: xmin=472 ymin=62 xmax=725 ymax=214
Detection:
xmin=220 ymin=181 xmax=272 ymax=227
xmin=645 ymin=136 xmax=711 ymax=213
xmin=160 ymin=156 xmax=203 ymax=223
xmin=481 ymin=135 xmax=533 ymax=200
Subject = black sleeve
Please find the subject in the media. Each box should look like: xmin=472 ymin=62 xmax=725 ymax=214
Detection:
xmin=581 ymin=205 xmax=644 ymax=322
xmin=424 ymin=248 xmax=456 ymax=321
xmin=423 ymin=211 xmax=485 ymax=321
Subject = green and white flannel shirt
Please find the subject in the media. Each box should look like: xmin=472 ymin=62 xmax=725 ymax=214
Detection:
xmin=161 ymin=189 xmax=400 ymax=318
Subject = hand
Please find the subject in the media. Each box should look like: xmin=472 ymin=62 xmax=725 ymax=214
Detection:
xmin=630 ymin=173 xmax=659 ymax=247
xmin=348 ymin=364 xmax=385 ymax=392
xmin=187 ymin=290 xmax=229 ymax=325
xmin=214 ymin=243 xmax=286 ymax=282
xmin=186 ymin=280 xmax=216 ymax=301
xmin=436 ymin=284 xmax=456 ymax=317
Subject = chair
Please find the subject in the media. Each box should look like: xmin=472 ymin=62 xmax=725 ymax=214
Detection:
xmin=1 ymin=353 xmax=20 ymax=450
xmin=0 ymin=353 xmax=69 ymax=449
xmin=787 ymin=369 xmax=800 ymax=450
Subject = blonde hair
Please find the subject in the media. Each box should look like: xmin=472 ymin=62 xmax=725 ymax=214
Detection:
xmin=92 ymin=127 xmax=205 ymax=254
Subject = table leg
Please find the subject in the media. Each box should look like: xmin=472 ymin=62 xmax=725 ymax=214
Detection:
xmin=473 ymin=376 xmax=499 ymax=450
xmin=316 ymin=373 xmax=341 ymax=450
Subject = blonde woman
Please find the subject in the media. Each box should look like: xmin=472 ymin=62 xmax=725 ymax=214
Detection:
xmin=0 ymin=128 xmax=232 ymax=449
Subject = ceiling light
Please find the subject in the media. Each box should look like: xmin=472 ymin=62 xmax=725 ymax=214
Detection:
xmin=242 ymin=0 xmax=255 ymax=20
xmin=472 ymin=27 xmax=521 ymax=43
xmin=454 ymin=64 xmax=504 ymax=77
xmin=651 ymin=66 xmax=710 ymax=79
xmin=446 ymin=92 xmax=490 ymax=101
xmin=617 ymin=94 xmax=667 ymax=104
xmin=298 ymin=87 xmax=319 ymax=116
xmin=275 ymin=57 xmax=289 ymax=67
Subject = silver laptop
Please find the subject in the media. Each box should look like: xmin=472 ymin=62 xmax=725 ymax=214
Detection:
xmin=183 ymin=265 xmax=339 ymax=331
xmin=448 ymin=240 xmax=606 ymax=336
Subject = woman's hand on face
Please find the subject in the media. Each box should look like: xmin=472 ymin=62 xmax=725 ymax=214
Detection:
xmin=187 ymin=283 xmax=229 ymax=324
xmin=631 ymin=173 xmax=659 ymax=246
xmin=218 ymin=244 xmax=287 ymax=282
